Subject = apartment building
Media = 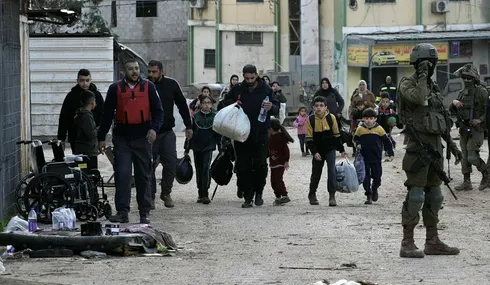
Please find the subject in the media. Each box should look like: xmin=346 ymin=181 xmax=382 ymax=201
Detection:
xmin=98 ymin=0 xmax=188 ymax=84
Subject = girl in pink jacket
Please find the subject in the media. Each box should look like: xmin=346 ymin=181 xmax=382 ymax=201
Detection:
xmin=293 ymin=107 xmax=310 ymax=157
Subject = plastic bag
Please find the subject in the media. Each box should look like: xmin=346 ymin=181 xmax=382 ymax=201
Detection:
xmin=52 ymin=207 xmax=73 ymax=230
xmin=4 ymin=216 xmax=28 ymax=232
xmin=213 ymin=103 xmax=251 ymax=142
xmin=279 ymin=103 xmax=286 ymax=124
xmin=335 ymin=158 xmax=359 ymax=193
xmin=354 ymin=152 xmax=366 ymax=184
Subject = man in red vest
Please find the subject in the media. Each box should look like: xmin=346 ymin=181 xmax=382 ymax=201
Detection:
xmin=98 ymin=59 xmax=164 ymax=224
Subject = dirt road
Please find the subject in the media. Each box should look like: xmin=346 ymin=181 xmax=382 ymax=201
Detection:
xmin=2 ymin=129 xmax=490 ymax=285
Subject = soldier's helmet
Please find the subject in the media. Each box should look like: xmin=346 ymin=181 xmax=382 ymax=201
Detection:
xmin=458 ymin=64 xmax=480 ymax=79
xmin=409 ymin=43 xmax=438 ymax=65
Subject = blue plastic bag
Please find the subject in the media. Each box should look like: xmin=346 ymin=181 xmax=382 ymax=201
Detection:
xmin=335 ymin=158 xmax=359 ymax=193
xmin=354 ymin=152 xmax=366 ymax=184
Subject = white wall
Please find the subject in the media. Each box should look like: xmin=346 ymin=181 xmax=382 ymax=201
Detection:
xmin=193 ymin=26 xmax=216 ymax=84
xmin=29 ymin=37 xmax=114 ymax=138
xmin=221 ymin=31 xmax=275 ymax=82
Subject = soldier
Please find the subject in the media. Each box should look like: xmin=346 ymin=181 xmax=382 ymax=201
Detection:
xmin=450 ymin=64 xmax=489 ymax=191
xmin=397 ymin=43 xmax=463 ymax=258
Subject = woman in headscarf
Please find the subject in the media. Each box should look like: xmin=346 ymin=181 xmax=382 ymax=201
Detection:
xmin=313 ymin=77 xmax=344 ymax=118
xmin=219 ymin=74 xmax=239 ymax=101
xmin=349 ymin=79 xmax=376 ymax=118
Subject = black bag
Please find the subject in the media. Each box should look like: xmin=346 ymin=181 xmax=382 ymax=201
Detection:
xmin=211 ymin=150 xmax=233 ymax=186
xmin=175 ymin=140 xmax=193 ymax=185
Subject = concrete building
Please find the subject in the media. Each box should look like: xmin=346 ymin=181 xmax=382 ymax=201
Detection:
xmin=97 ymin=0 xmax=188 ymax=84
xmin=189 ymin=0 xmax=490 ymax=113
xmin=340 ymin=0 xmax=490 ymax=103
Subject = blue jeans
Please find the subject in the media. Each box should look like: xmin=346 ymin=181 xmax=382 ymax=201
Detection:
xmin=112 ymin=136 xmax=152 ymax=214
xmin=309 ymin=149 xmax=337 ymax=194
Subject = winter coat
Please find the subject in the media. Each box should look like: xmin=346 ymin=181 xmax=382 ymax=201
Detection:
xmin=73 ymin=108 xmax=98 ymax=157
xmin=293 ymin=114 xmax=308 ymax=135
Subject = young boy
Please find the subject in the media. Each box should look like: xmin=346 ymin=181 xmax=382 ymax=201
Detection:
xmin=350 ymin=100 xmax=366 ymax=155
xmin=377 ymin=92 xmax=397 ymax=152
xmin=306 ymin=96 xmax=348 ymax=207
xmin=354 ymin=108 xmax=394 ymax=205
xmin=73 ymin=90 xmax=99 ymax=172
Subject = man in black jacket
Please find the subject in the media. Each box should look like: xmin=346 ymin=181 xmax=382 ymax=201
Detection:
xmin=147 ymin=60 xmax=193 ymax=209
xmin=57 ymin=69 xmax=104 ymax=153
xmin=220 ymin=64 xmax=280 ymax=208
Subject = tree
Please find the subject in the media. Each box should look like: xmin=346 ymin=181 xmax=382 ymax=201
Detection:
xmin=30 ymin=0 xmax=114 ymax=35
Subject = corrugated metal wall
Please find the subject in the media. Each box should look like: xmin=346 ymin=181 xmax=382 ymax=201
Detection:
xmin=29 ymin=36 xmax=114 ymax=138
xmin=0 ymin=0 xmax=22 ymax=219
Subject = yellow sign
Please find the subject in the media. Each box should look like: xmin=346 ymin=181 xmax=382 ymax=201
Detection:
xmin=347 ymin=43 xmax=449 ymax=67
xmin=347 ymin=45 xmax=369 ymax=66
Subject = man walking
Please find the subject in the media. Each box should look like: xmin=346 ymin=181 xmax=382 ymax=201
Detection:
xmin=397 ymin=43 xmax=462 ymax=258
xmin=57 ymin=69 xmax=104 ymax=153
xmin=450 ymin=64 xmax=489 ymax=191
xmin=220 ymin=64 xmax=280 ymax=208
xmin=147 ymin=60 xmax=193 ymax=208
xmin=98 ymin=59 xmax=163 ymax=224
xmin=378 ymin=76 xmax=397 ymax=107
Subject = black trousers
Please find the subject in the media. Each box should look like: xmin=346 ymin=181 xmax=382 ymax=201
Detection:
xmin=234 ymin=140 xmax=268 ymax=201
xmin=193 ymin=150 xmax=213 ymax=197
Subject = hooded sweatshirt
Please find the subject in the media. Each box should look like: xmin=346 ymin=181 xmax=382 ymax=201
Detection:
xmin=313 ymin=77 xmax=345 ymax=115
xmin=57 ymin=83 xmax=104 ymax=143
xmin=73 ymin=108 xmax=98 ymax=156
xmin=293 ymin=113 xmax=308 ymax=135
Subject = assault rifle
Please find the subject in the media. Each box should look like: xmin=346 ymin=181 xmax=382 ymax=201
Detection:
xmin=402 ymin=124 xmax=458 ymax=200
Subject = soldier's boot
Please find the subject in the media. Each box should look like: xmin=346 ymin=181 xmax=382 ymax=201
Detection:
xmin=454 ymin=174 xmax=472 ymax=191
xmin=328 ymin=192 xmax=337 ymax=207
xmin=424 ymin=226 xmax=460 ymax=255
xmin=400 ymin=225 xmax=425 ymax=258
xmin=478 ymin=169 xmax=490 ymax=191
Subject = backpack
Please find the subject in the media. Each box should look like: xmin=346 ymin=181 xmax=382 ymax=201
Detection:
xmin=309 ymin=114 xmax=353 ymax=147
xmin=211 ymin=150 xmax=233 ymax=186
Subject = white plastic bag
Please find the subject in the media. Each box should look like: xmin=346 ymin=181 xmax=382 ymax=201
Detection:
xmin=213 ymin=103 xmax=251 ymax=142
xmin=4 ymin=216 xmax=28 ymax=232
xmin=173 ymin=99 xmax=194 ymax=132
xmin=279 ymin=103 xmax=286 ymax=124
xmin=335 ymin=158 xmax=359 ymax=193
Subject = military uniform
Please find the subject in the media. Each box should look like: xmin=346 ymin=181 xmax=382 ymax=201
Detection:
xmin=397 ymin=43 xmax=462 ymax=258
xmin=449 ymin=64 xmax=489 ymax=191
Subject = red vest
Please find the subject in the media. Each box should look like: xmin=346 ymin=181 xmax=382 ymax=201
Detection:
xmin=115 ymin=80 xmax=151 ymax=125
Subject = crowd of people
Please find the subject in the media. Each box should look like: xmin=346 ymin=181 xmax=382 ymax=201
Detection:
xmin=57 ymin=43 xmax=490 ymax=259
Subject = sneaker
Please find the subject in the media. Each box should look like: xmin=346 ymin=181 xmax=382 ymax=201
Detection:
xmin=273 ymin=198 xmax=282 ymax=206
xmin=197 ymin=197 xmax=204 ymax=203
xmin=279 ymin=196 xmax=291 ymax=204
xmin=302 ymin=152 xmax=307 ymax=157
xmin=254 ymin=193 xmax=264 ymax=206
xmin=365 ymin=195 xmax=373 ymax=205
xmin=160 ymin=193 xmax=175 ymax=208
xmin=372 ymin=189 xmax=379 ymax=202
xmin=201 ymin=197 xmax=211 ymax=204
xmin=109 ymin=212 xmax=129 ymax=223
xmin=139 ymin=213 xmax=150 ymax=224
xmin=308 ymin=193 xmax=319 ymax=205
xmin=242 ymin=200 xmax=253 ymax=208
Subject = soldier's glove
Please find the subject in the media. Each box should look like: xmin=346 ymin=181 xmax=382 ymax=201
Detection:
xmin=451 ymin=146 xmax=463 ymax=165
xmin=417 ymin=60 xmax=430 ymax=79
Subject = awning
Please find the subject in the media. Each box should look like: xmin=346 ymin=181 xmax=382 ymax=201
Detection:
xmin=347 ymin=30 xmax=490 ymax=45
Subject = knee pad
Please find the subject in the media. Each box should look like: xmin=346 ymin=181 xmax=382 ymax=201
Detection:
xmin=408 ymin=186 xmax=425 ymax=204
xmin=467 ymin=151 xmax=479 ymax=166
xmin=428 ymin=186 xmax=444 ymax=208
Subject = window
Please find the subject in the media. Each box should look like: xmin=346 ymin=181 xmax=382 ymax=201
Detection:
xmin=450 ymin=41 xmax=472 ymax=57
xmin=365 ymin=0 xmax=395 ymax=3
xmin=235 ymin=32 xmax=263 ymax=46
xmin=110 ymin=1 xmax=117 ymax=27
xmin=204 ymin=49 xmax=216 ymax=68
xmin=136 ymin=1 xmax=157 ymax=18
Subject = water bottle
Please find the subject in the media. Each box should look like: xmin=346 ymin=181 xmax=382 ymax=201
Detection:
xmin=258 ymin=96 xmax=270 ymax=123
xmin=28 ymin=208 xmax=37 ymax=233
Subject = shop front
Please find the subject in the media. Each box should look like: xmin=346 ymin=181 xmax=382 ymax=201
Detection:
xmin=345 ymin=31 xmax=490 ymax=101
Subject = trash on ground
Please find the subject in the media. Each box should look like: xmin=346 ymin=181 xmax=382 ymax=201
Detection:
xmin=5 ymin=216 xmax=29 ymax=232
xmin=80 ymin=250 xmax=107 ymax=259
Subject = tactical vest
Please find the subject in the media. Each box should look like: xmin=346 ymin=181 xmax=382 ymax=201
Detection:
xmin=115 ymin=80 xmax=151 ymax=125
xmin=398 ymin=80 xmax=449 ymax=135
xmin=456 ymin=86 xmax=484 ymax=121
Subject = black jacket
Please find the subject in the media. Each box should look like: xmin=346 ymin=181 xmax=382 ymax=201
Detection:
xmin=57 ymin=84 xmax=104 ymax=143
xmin=314 ymin=77 xmax=344 ymax=115
xmin=220 ymin=78 xmax=280 ymax=143
xmin=73 ymin=108 xmax=98 ymax=157
xmin=153 ymin=76 xmax=192 ymax=132
xmin=190 ymin=110 xmax=221 ymax=152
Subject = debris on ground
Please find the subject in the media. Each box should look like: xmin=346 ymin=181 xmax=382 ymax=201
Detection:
xmin=80 ymin=250 xmax=107 ymax=259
